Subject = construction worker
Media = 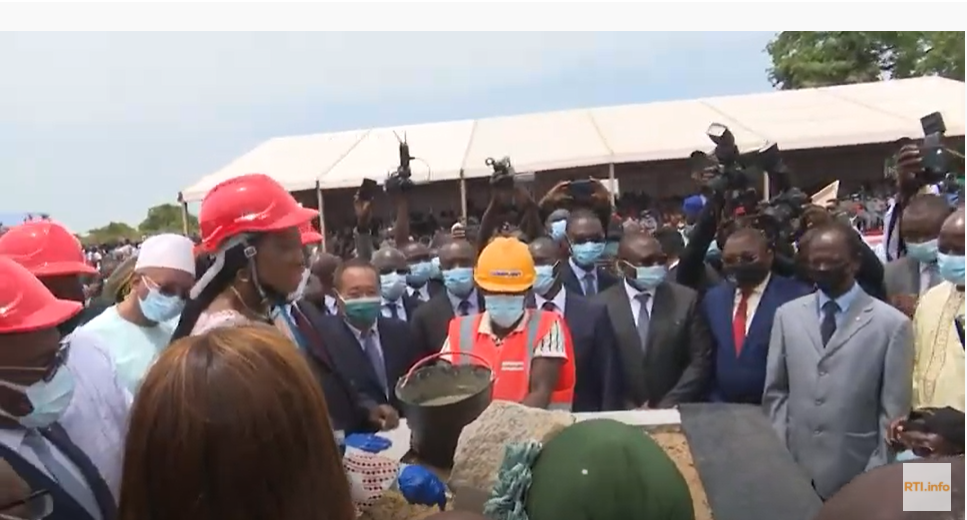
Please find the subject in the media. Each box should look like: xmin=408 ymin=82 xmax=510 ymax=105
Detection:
xmin=439 ymin=237 xmax=575 ymax=410
xmin=0 ymin=221 xmax=101 ymax=335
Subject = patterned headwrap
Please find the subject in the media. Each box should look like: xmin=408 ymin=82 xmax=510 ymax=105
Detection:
xmin=484 ymin=419 xmax=695 ymax=520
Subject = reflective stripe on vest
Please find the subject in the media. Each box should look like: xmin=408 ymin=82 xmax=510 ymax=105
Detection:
xmin=454 ymin=311 xmax=571 ymax=411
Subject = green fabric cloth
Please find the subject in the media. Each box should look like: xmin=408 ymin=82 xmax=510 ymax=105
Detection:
xmin=525 ymin=419 xmax=694 ymax=520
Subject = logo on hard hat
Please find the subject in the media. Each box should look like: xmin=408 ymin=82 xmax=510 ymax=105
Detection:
xmin=490 ymin=269 xmax=522 ymax=278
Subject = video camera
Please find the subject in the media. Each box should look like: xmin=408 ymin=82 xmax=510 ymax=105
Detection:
xmin=385 ymin=132 xmax=415 ymax=193
xmin=486 ymin=156 xmax=516 ymax=190
xmin=919 ymin=112 xmax=963 ymax=196
xmin=756 ymin=187 xmax=811 ymax=244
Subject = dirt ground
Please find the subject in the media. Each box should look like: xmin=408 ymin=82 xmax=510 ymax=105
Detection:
xmin=651 ymin=431 xmax=713 ymax=520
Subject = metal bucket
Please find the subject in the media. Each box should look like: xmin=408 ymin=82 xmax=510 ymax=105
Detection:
xmin=395 ymin=352 xmax=494 ymax=469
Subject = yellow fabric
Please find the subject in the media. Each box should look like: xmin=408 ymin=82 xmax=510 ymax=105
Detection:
xmin=911 ymin=282 xmax=966 ymax=411
xmin=474 ymin=237 xmax=535 ymax=292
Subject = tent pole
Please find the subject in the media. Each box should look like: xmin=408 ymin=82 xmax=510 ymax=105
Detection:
xmin=315 ymin=182 xmax=327 ymax=253
xmin=762 ymin=173 xmax=770 ymax=201
xmin=608 ymin=163 xmax=616 ymax=210
xmin=178 ymin=192 xmax=189 ymax=235
xmin=459 ymin=169 xmax=468 ymax=222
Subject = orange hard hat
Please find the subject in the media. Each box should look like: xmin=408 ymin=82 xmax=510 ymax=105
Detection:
xmin=0 ymin=221 xmax=96 ymax=277
xmin=474 ymin=237 xmax=535 ymax=293
xmin=298 ymin=221 xmax=323 ymax=246
xmin=0 ymin=256 xmax=83 ymax=334
xmin=197 ymin=174 xmax=317 ymax=254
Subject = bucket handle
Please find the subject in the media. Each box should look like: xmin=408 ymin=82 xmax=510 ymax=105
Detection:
xmin=399 ymin=351 xmax=495 ymax=388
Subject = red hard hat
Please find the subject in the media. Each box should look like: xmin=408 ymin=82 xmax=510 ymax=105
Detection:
xmin=197 ymin=174 xmax=318 ymax=253
xmin=299 ymin=221 xmax=323 ymax=246
xmin=0 ymin=256 xmax=83 ymax=334
xmin=0 ymin=221 xmax=96 ymax=277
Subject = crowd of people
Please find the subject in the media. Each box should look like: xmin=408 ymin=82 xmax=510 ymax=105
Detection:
xmin=0 ymin=137 xmax=963 ymax=520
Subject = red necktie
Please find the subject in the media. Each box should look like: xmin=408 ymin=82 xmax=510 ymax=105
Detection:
xmin=732 ymin=291 xmax=750 ymax=356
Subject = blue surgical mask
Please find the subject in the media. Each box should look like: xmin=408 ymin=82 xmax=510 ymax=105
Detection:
xmin=484 ymin=295 xmax=526 ymax=328
xmin=380 ymin=273 xmax=407 ymax=302
xmin=443 ymin=267 xmax=475 ymax=298
xmin=549 ymin=220 xmax=567 ymax=242
xmin=631 ymin=264 xmax=667 ymax=289
xmin=341 ymin=296 xmax=382 ymax=327
xmin=533 ymin=264 xmax=556 ymax=296
xmin=906 ymin=239 xmax=939 ymax=264
xmin=139 ymin=287 xmax=186 ymax=323
xmin=571 ymin=241 xmax=605 ymax=266
xmin=429 ymin=257 xmax=443 ymax=280
xmin=895 ymin=449 xmax=923 ymax=462
xmin=937 ymin=252 xmax=966 ymax=286
xmin=0 ymin=364 xmax=75 ymax=429
xmin=407 ymin=261 xmax=432 ymax=286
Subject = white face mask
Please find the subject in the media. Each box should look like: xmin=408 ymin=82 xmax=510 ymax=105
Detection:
xmin=287 ymin=268 xmax=311 ymax=303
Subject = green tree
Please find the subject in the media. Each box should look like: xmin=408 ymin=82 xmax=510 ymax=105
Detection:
xmin=138 ymin=203 xmax=198 ymax=235
xmin=766 ymin=31 xmax=966 ymax=90
xmin=82 ymin=221 xmax=140 ymax=246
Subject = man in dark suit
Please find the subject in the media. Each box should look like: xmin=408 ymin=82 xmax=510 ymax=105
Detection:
xmin=294 ymin=296 xmax=398 ymax=434
xmin=372 ymin=246 xmax=422 ymax=321
xmin=561 ymin=209 xmax=619 ymax=297
xmin=594 ymin=232 xmax=712 ymax=408
xmin=311 ymin=258 xmax=421 ymax=414
xmin=411 ymin=239 xmax=485 ymax=358
xmin=702 ymin=228 xmax=812 ymax=404
xmin=400 ymin=241 xmax=445 ymax=302
xmin=884 ymin=194 xmax=952 ymax=317
xmin=527 ymin=237 xmax=624 ymax=411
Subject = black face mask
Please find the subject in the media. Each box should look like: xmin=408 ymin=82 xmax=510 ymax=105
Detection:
xmin=725 ymin=262 xmax=770 ymax=288
xmin=808 ymin=267 xmax=850 ymax=296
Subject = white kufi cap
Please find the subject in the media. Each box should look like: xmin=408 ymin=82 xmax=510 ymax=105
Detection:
xmin=134 ymin=234 xmax=196 ymax=276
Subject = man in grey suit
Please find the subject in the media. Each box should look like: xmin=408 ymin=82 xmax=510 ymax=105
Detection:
xmin=884 ymin=194 xmax=953 ymax=317
xmin=763 ymin=222 xmax=913 ymax=500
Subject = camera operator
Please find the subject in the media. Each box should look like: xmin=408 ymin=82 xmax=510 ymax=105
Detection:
xmin=883 ymin=114 xmax=965 ymax=262
xmin=677 ymin=129 xmax=886 ymax=301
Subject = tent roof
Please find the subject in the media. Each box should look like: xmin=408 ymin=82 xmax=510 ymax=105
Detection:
xmin=181 ymin=76 xmax=966 ymax=202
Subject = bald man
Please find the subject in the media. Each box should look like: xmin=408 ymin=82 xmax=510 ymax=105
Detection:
xmin=308 ymin=252 xmax=342 ymax=315
xmin=816 ymin=457 xmax=964 ymax=520
xmin=909 ymin=208 xmax=965 ymax=413
xmin=594 ymin=232 xmax=712 ymax=409
xmin=372 ymin=246 xmax=421 ymax=322
xmin=886 ymin=195 xmax=954 ymax=317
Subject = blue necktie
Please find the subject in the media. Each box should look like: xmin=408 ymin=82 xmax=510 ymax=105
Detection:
xmin=362 ymin=332 xmax=388 ymax=395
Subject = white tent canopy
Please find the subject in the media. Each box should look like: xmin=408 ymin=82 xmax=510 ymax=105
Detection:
xmin=180 ymin=76 xmax=966 ymax=202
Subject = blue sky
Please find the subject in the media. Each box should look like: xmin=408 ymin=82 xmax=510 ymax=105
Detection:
xmin=0 ymin=32 xmax=775 ymax=233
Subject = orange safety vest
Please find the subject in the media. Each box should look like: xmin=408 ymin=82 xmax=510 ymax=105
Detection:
xmin=446 ymin=309 xmax=575 ymax=411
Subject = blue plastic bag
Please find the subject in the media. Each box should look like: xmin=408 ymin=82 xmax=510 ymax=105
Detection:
xmin=344 ymin=433 xmax=392 ymax=454
xmin=397 ymin=464 xmax=446 ymax=509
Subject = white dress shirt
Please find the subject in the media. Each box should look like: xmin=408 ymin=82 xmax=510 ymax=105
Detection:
xmin=535 ymin=288 xmax=567 ymax=316
xmin=623 ymin=279 xmax=655 ymax=326
xmin=407 ymin=284 xmax=430 ymax=301
xmin=569 ymin=258 xmax=598 ymax=295
xmin=381 ymin=298 xmax=407 ymax=321
xmin=732 ymin=273 xmax=772 ymax=333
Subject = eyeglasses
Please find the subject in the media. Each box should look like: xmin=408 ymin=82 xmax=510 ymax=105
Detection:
xmin=0 ymin=343 xmax=72 ymax=385
xmin=0 ymin=489 xmax=53 ymax=520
